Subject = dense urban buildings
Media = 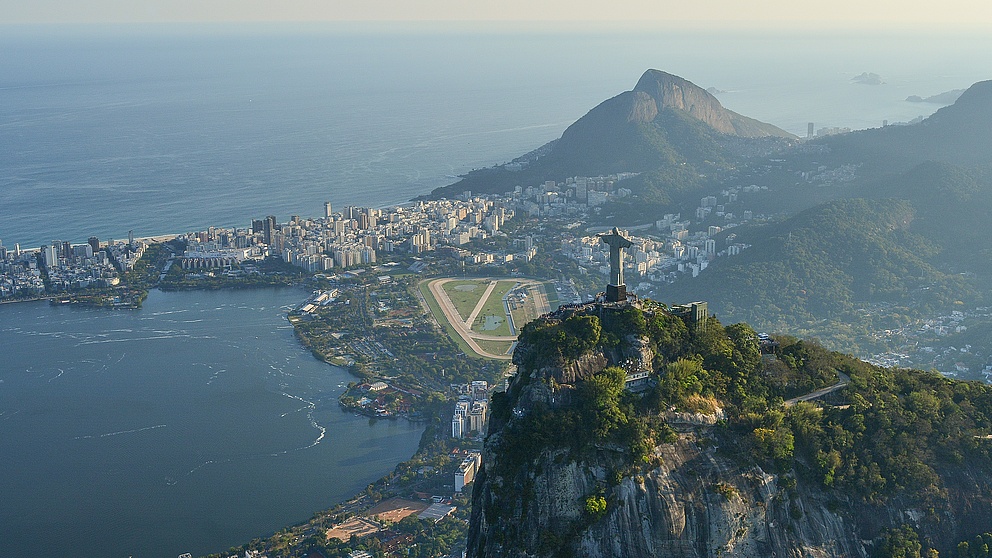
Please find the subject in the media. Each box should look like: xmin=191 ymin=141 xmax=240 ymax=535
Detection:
xmin=1 ymin=172 xmax=760 ymax=306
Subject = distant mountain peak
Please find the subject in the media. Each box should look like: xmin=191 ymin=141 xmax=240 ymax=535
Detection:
xmin=427 ymin=69 xmax=795 ymax=199
xmin=629 ymin=69 xmax=793 ymax=138
xmin=947 ymin=79 xmax=992 ymax=108
xmin=633 ymin=69 xmax=713 ymax=103
xmin=924 ymin=79 xmax=992 ymax=125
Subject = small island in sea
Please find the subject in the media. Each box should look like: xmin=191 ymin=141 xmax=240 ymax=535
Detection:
xmin=852 ymin=71 xmax=885 ymax=85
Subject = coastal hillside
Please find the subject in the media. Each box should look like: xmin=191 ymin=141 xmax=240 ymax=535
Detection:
xmin=542 ymin=69 xmax=794 ymax=177
xmin=628 ymin=70 xmax=793 ymax=138
xmin=430 ymin=70 xmax=794 ymax=199
xmin=665 ymin=197 xmax=979 ymax=350
xmin=822 ymin=79 xmax=992 ymax=171
xmin=467 ymin=300 xmax=992 ymax=557
xmin=663 ymin=81 xmax=992 ymax=350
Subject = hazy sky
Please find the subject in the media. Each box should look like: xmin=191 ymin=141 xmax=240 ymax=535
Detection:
xmin=2 ymin=0 xmax=990 ymax=27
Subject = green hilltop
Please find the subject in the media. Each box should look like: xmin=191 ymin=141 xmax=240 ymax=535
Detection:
xmin=668 ymin=79 xmax=992 ymax=350
xmin=468 ymin=300 xmax=992 ymax=557
xmin=667 ymin=196 xmax=978 ymax=351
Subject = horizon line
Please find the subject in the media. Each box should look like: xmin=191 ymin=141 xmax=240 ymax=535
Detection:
xmin=2 ymin=20 xmax=991 ymax=35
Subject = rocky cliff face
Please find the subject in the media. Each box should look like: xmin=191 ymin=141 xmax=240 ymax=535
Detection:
xmin=631 ymin=70 xmax=793 ymax=138
xmin=466 ymin=302 xmax=992 ymax=558
xmin=469 ymin=388 xmax=868 ymax=557
xmin=572 ymin=436 xmax=866 ymax=558
xmin=472 ymin=440 xmax=816 ymax=557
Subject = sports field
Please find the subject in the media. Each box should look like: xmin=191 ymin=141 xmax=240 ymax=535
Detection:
xmin=441 ymin=280 xmax=489 ymax=322
xmin=421 ymin=277 xmax=552 ymax=360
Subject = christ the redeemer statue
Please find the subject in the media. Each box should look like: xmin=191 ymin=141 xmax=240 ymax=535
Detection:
xmin=598 ymin=227 xmax=632 ymax=303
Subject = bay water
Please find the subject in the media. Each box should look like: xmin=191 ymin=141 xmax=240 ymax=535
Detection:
xmin=0 ymin=288 xmax=422 ymax=557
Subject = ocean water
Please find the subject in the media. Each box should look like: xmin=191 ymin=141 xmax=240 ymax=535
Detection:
xmin=0 ymin=288 xmax=423 ymax=558
xmin=1 ymin=26 xmax=990 ymax=249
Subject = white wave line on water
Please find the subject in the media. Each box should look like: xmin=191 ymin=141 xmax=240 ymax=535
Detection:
xmin=280 ymin=391 xmax=327 ymax=450
xmin=306 ymin=415 xmax=327 ymax=448
xmin=269 ymin=416 xmax=326 ymax=456
xmin=75 ymin=335 xmax=190 ymax=346
xmin=181 ymin=395 xmax=327 ymax=480
xmin=48 ymin=368 xmax=64 ymax=382
xmin=281 ymin=391 xmax=313 ymax=406
xmin=186 ymin=459 xmax=221 ymax=476
xmin=183 ymin=416 xmax=328 ymax=477
xmin=74 ymin=424 xmax=167 ymax=440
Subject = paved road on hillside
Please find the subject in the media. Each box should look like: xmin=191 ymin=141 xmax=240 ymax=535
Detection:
xmin=784 ymin=371 xmax=851 ymax=407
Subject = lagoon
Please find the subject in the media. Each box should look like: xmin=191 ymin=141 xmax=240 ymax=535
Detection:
xmin=0 ymin=287 xmax=422 ymax=558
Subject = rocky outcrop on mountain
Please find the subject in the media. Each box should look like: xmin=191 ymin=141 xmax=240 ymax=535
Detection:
xmin=466 ymin=300 xmax=992 ymax=558
xmin=541 ymin=70 xmax=794 ymax=177
xmin=470 ymin=423 xmax=873 ymax=558
xmin=631 ymin=70 xmax=793 ymax=138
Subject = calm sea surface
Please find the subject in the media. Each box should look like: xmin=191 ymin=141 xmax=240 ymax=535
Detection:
xmin=2 ymin=26 xmax=991 ymax=248
xmin=0 ymin=288 xmax=422 ymax=557
xmin=0 ymin=25 xmax=991 ymax=557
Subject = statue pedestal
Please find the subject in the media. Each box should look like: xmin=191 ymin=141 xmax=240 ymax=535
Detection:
xmin=606 ymin=284 xmax=626 ymax=303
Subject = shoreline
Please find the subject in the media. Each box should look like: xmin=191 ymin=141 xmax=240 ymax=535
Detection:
xmin=0 ymin=295 xmax=57 ymax=305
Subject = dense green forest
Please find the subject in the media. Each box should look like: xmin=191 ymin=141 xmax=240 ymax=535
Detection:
xmin=489 ymin=301 xmax=992 ymax=555
xmin=669 ymin=195 xmax=983 ymax=352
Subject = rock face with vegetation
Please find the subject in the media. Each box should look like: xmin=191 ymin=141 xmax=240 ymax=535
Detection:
xmin=669 ymin=81 xmax=992 ymax=351
xmin=466 ymin=300 xmax=992 ymax=557
xmin=629 ymin=70 xmax=793 ymax=138
xmin=430 ymin=69 xmax=794 ymax=200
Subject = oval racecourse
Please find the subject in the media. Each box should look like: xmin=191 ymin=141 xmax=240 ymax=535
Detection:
xmin=419 ymin=278 xmax=554 ymax=359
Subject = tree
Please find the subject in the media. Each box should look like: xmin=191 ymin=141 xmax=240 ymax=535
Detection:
xmin=584 ymin=495 xmax=607 ymax=519
xmin=876 ymin=525 xmax=923 ymax=558
xmin=752 ymin=426 xmax=795 ymax=465
xmin=578 ymin=366 xmax=627 ymax=441
xmin=656 ymin=357 xmax=706 ymax=407
xmin=726 ymin=322 xmax=762 ymax=378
